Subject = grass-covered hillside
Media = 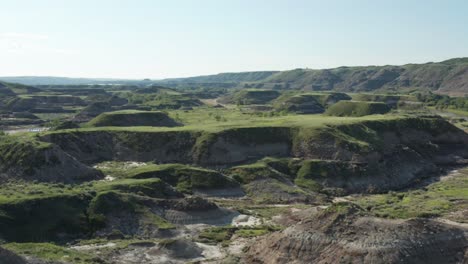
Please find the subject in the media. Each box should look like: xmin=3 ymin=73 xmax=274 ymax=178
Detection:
xmin=273 ymin=92 xmax=351 ymax=113
xmin=3 ymin=58 xmax=468 ymax=96
xmin=219 ymin=89 xmax=281 ymax=105
xmin=86 ymin=110 xmax=181 ymax=127
xmin=325 ymin=101 xmax=391 ymax=117
xmin=149 ymin=58 xmax=468 ymax=96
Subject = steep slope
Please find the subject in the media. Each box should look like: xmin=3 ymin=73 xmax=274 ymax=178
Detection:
xmin=262 ymin=58 xmax=468 ymax=95
xmin=0 ymin=134 xmax=102 ymax=183
xmin=324 ymin=101 xmax=391 ymax=116
xmin=218 ymin=89 xmax=281 ymax=105
xmin=0 ymin=247 xmax=28 ymax=264
xmin=42 ymin=116 xmax=468 ymax=193
xmin=0 ymin=82 xmax=16 ymax=97
xmin=86 ymin=111 xmax=181 ymax=127
xmin=246 ymin=203 xmax=468 ymax=264
xmin=273 ymin=92 xmax=351 ymax=113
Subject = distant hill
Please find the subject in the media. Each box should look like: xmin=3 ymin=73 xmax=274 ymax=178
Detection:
xmin=0 ymin=81 xmax=41 ymax=95
xmin=260 ymin=58 xmax=468 ymax=96
xmin=0 ymin=76 xmax=144 ymax=86
xmin=159 ymin=58 xmax=468 ymax=96
xmin=2 ymin=58 xmax=468 ymax=95
xmin=161 ymin=71 xmax=279 ymax=84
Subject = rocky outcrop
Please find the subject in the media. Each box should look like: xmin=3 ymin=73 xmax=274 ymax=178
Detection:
xmin=290 ymin=117 xmax=468 ymax=193
xmin=246 ymin=203 xmax=468 ymax=264
xmin=90 ymin=193 xmax=236 ymax=237
xmin=0 ymin=194 xmax=92 ymax=242
xmin=41 ymin=117 xmax=468 ymax=192
xmin=0 ymin=247 xmax=28 ymax=264
xmin=42 ymin=130 xmax=199 ymax=164
xmin=73 ymin=102 xmax=112 ymax=122
xmin=162 ymin=197 xmax=238 ymax=225
xmin=0 ymin=139 xmax=102 ymax=183
xmin=195 ymin=127 xmax=292 ymax=165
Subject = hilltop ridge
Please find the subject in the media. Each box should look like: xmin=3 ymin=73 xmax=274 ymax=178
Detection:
xmin=2 ymin=58 xmax=468 ymax=95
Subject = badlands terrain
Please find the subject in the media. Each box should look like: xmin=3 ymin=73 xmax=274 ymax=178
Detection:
xmin=0 ymin=59 xmax=467 ymax=263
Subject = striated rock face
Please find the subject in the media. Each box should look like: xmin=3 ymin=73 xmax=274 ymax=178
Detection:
xmin=246 ymin=203 xmax=468 ymax=264
xmin=196 ymin=127 xmax=292 ymax=165
xmin=41 ymin=130 xmax=199 ymax=164
xmin=0 ymin=141 xmax=103 ymax=183
xmin=291 ymin=117 xmax=468 ymax=193
xmin=40 ymin=117 xmax=468 ymax=191
xmin=0 ymin=247 xmax=28 ymax=264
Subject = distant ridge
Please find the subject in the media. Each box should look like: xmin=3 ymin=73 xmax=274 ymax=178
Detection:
xmin=2 ymin=57 xmax=467 ymax=95
xmin=0 ymin=76 xmax=143 ymax=86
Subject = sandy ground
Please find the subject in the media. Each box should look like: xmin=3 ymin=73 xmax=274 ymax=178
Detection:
xmin=4 ymin=126 xmax=48 ymax=134
xmin=231 ymin=214 xmax=262 ymax=226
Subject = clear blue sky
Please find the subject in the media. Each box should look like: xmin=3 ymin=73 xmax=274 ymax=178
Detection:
xmin=1 ymin=0 xmax=467 ymax=79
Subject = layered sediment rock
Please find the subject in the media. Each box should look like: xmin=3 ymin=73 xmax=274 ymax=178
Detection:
xmin=246 ymin=203 xmax=468 ymax=264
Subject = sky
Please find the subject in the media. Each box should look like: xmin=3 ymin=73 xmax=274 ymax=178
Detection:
xmin=1 ymin=0 xmax=467 ymax=79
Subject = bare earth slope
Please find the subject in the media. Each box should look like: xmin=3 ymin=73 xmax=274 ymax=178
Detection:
xmin=246 ymin=203 xmax=468 ymax=264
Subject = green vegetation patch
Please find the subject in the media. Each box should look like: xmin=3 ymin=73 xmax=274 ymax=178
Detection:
xmin=198 ymin=225 xmax=281 ymax=246
xmin=221 ymin=89 xmax=280 ymax=105
xmin=87 ymin=190 xmax=175 ymax=231
xmin=325 ymin=101 xmax=391 ymax=117
xmin=93 ymin=178 xmax=182 ymax=199
xmin=0 ymin=192 xmax=92 ymax=242
xmin=96 ymin=162 xmax=237 ymax=194
xmin=3 ymin=242 xmax=100 ymax=264
xmin=354 ymin=168 xmax=468 ymax=220
xmin=273 ymin=92 xmax=351 ymax=112
xmin=228 ymin=160 xmax=292 ymax=184
xmin=0 ymin=133 xmax=53 ymax=175
xmin=86 ymin=110 xmax=181 ymax=127
xmin=46 ymin=106 xmax=399 ymax=135
xmin=352 ymin=94 xmax=416 ymax=104
xmin=0 ymin=176 xmax=182 ymax=242
xmin=124 ymin=89 xmax=203 ymax=109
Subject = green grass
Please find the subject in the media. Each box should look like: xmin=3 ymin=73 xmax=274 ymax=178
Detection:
xmin=221 ymin=89 xmax=280 ymax=105
xmin=229 ymin=161 xmax=286 ymax=184
xmin=45 ymin=107 xmax=399 ymax=135
xmin=0 ymin=177 xmax=180 ymax=241
xmin=141 ymin=208 xmax=175 ymax=230
xmin=93 ymin=178 xmax=179 ymax=198
xmin=274 ymin=91 xmax=351 ymax=108
xmin=354 ymin=168 xmax=468 ymax=221
xmin=0 ymin=181 xmax=90 ymax=204
xmin=87 ymin=191 xmax=175 ymax=231
xmin=325 ymin=101 xmax=391 ymax=117
xmin=86 ymin=110 xmax=180 ymax=127
xmin=443 ymin=108 xmax=468 ymax=117
xmin=294 ymin=160 xmax=361 ymax=192
xmin=3 ymin=243 xmax=100 ymax=264
xmin=0 ymin=133 xmax=53 ymax=176
xmin=95 ymin=162 xmax=236 ymax=193
xmin=197 ymin=225 xmax=281 ymax=245
xmin=351 ymin=94 xmax=417 ymax=103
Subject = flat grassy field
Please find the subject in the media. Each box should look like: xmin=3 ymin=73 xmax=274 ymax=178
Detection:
xmin=44 ymin=107 xmax=399 ymax=134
